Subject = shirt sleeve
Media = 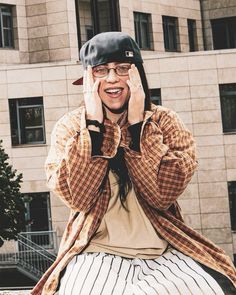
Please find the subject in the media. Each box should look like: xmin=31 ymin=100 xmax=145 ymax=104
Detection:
xmin=45 ymin=110 xmax=118 ymax=213
xmin=124 ymin=109 xmax=198 ymax=211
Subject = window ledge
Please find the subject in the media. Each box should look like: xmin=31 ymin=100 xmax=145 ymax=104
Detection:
xmin=223 ymin=131 xmax=236 ymax=135
xmin=12 ymin=143 xmax=47 ymax=148
xmin=0 ymin=47 xmax=16 ymax=50
xmin=141 ymin=48 xmax=154 ymax=51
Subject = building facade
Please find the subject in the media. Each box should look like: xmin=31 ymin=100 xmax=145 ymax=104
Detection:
xmin=0 ymin=0 xmax=236 ymax=286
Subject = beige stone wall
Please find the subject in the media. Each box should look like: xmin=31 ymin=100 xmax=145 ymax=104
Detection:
xmin=144 ymin=49 xmax=236 ymax=258
xmin=0 ymin=0 xmax=79 ymax=64
xmin=201 ymin=0 xmax=236 ymax=50
xmin=1 ymin=50 xmax=236 ymax=258
xmin=0 ymin=0 xmax=29 ymax=64
xmin=120 ymin=0 xmax=203 ymax=53
xmin=26 ymin=0 xmax=49 ymax=63
xmin=1 ymin=291 xmax=31 ymax=295
xmin=26 ymin=0 xmax=79 ymax=63
xmin=0 ymin=0 xmax=204 ymax=65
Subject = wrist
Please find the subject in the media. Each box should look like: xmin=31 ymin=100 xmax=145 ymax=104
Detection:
xmin=86 ymin=115 xmax=103 ymax=124
xmin=128 ymin=113 xmax=144 ymax=125
xmin=128 ymin=117 xmax=143 ymax=125
xmin=86 ymin=119 xmax=105 ymax=133
xmin=87 ymin=125 xmax=100 ymax=132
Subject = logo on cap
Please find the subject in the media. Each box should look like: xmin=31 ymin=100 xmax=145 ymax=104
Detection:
xmin=125 ymin=51 xmax=134 ymax=57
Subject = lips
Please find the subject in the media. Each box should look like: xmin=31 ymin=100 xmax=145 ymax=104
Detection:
xmin=105 ymin=87 xmax=123 ymax=94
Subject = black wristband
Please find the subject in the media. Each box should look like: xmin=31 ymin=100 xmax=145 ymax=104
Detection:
xmin=89 ymin=130 xmax=103 ymax=155
xmin=128 ymin=121 xmax=143 ymax=152
xmin=86 ymin=119 xmax=105 ymax=133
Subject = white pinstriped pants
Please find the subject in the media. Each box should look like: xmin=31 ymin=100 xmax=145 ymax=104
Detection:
xmin=58 ymin=249 xmax=224 ymax=295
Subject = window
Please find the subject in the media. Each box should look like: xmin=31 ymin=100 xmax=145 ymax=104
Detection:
xmin=187 ymin=19 xmax=198 ymax=52
xmin=219 ymin=84 xmax=236 ymax=133
xmin=75 ymin=0 xmax=120 ymax=48
xmin=150 ymin=88 xmax=161 ymax=105
xmin=23 ymin=192 xmax=52 ymax=247
xmin=228 ymin=182 xmax=236 ymax=231
xmin=211 ymin=17 xmax=236 ymax=50
xmin=134 ymin=12 xmax=153 ymax=50
xmin=162 ymin=16 xmax=179 ymax=52
xmin=9 ymin=97 xmax=46 ymax=145
xmin=0 ymin=5 xmax=14 ymax=48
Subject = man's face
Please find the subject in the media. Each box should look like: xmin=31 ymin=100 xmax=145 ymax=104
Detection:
xmin=93 ymin=62 xmax=131 ymax=114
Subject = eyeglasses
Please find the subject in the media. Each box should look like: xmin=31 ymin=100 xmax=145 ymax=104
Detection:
xmin=92 ymin=64 xmax=131 ymax=78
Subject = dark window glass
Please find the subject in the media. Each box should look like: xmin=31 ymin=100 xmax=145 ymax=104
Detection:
xmin=187 ymin=19 xmax=198 ymax=52
xmin=228 ymin=182 xmax=236 ymax=231
xmin=75 ymin=0 xmax=120 ymax=48
xmin=0 ymin=5 xmax=14 ymax=48
xmin=162 ymin=16 xmax=179 ymax=52
xmin=96 ymin=0 xmax=111 ymax=32
xmin=9 ymin=97 xmax=46 ymax=145
xmin=134 ymin=12 xmax=153 ymax=50
xmin=150 ymin=88 xmax=161 ymax=105
xmin=86 ymin=25 xmax=93 ymax=41
xmin=211 ymin=17 xmax=236 ymax=49
xmin=219 ymin=84 xmax=236 ymax=133
xmin=23 ymin=192 xmax=52 ymax=246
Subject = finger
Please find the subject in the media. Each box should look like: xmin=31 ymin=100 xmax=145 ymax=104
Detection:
xmin=93 ymin=79 xmax=100 ymax=95
xmin=87 ymin=65 xmax=94 ymax=89
xmin=129 ymin=64 xmax=141 ymax=85
xmin=83 ymin=70 xmax=87 ymax=93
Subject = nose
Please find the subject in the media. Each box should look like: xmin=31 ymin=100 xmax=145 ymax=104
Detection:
xmin=105 ymin=68 xmax=119 ymax=83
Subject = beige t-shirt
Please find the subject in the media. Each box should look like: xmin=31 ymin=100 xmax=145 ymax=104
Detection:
xmin=84 ymin=171 xmax=168 ymax=259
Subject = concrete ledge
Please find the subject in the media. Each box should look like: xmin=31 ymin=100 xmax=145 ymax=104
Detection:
xmin=0 ymin=291 xmax=31 ymax=295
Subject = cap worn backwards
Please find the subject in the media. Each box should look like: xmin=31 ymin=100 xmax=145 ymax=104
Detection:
xmin=80 ymin=31 xmax=143 ymax=68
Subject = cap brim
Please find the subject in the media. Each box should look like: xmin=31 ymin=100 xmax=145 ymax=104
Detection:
xmin=72 ymin=77 xmax=83 ymax=85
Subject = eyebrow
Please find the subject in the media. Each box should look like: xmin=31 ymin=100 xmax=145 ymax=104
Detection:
xmin=97 ymin=62 xmax=131 ymax=66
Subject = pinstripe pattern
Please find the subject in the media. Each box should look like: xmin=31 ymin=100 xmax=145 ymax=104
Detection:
xmin=58 ymin=250 xmax=224 ymax=295
xmin=31 ymin=105 xmax=236 ymax=295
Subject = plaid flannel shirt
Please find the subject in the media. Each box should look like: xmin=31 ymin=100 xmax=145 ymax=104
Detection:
xmin=31 ymin=105 xmax=236 ymax=295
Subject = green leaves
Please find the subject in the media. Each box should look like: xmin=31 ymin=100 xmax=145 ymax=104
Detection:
xmin=0 ymin=140 xmax=26 ymax=247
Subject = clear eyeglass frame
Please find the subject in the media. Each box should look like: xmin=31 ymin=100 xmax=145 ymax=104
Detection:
xmin=92 ymin=64 xmax=131 ymax=78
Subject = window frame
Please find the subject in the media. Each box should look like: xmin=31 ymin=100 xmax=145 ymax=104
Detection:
xmin=134 ymin=11 xmax=153 ymax=50
xmin=211 ymin=17 xmax=236 ymax=50
xmin=162 ymin=15 xmax=180 ymax=52
xmin=23 ymin=192 xmax=53 ymax=248
xmin=150 ymin=88 xmax=162 ymax=106
xmin=9 ymin=97 xmax=46 ymax=146
xmin=0 ymin=4 xmax=14 ymax=48
xmin=75 ymin=0 xmax=121 ymax=49
xmin=23 ymin=192 xmax=52 ymax=233
xmin=219 ymin=84 xmax=236 ymax=134
xmin=228 ymin=181 xmax=236 ymax=232
xmin=187 ymin=19 xmax=198 ymax=52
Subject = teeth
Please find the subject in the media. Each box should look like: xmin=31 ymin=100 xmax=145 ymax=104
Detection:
xmin=105 ymin=88 xmax=122 ymax=94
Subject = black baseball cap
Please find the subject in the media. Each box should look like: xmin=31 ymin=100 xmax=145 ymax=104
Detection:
xmin=73 ymin=31 xmax=143 ymax=85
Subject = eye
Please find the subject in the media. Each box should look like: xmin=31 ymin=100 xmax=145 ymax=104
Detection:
xmin=116 ymin=65 xmax=130 ymax=75
xmin=93 ymin=67 xmax=108 ymax=76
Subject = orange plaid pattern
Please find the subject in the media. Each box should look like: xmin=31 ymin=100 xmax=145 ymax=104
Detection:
xmin=31 ymin=105 xmax=236 ymax=295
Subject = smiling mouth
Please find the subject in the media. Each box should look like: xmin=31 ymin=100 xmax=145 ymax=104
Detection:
xmin=105 ymin=88 xmax=123 ymax=95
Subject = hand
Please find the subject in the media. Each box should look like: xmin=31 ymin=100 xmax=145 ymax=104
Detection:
xmin=127 ymin=64 xmax=145 ymax=125
xmin=83 ymin=65 xmax=103 ymax=124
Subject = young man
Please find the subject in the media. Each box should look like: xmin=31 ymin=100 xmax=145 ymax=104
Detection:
xmin=31 ymin=32 xmax=236 ymax=295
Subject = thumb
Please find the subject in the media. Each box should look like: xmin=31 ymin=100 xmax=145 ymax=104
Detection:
xmin=93 ymin=79 xmax=100 ymax=94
